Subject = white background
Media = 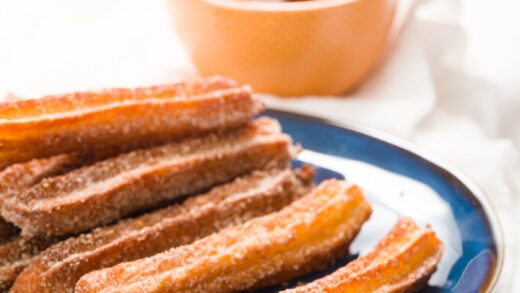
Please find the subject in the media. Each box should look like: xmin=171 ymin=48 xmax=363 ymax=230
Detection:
xmin=0 ymin=0 xmax=518 ymax=291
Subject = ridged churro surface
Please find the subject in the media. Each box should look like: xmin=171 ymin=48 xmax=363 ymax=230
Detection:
xmin=0 ymin=154 xmax=78 ymax=193
xmin=0 ymin=76 xmax=263 ymax=166
xmin=284 ymin=218 xmax=444 ymax=293
xmin=0 ymin=236 xmax=55 ymax=292
xmin=11 ymin=167 xmax=314 ymax=293
xmin=0 ymin=118 xmax=293 ymax=237
xmin=0 ymin=154 xmax=89 ymax=290
xmin=76 ymin=179 xmax=372 ymax=293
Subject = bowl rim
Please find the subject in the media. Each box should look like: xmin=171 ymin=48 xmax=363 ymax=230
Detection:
xmin=201 ymin=0 xmax=363 ymax=12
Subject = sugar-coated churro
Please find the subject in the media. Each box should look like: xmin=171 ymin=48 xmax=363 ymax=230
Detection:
xmin=1 ymin=118 xmax=293 ymax=237
xmin=75 ymin=179 xmax=372 ymax=293
xmin=0 ymin=154 xmax=86 ymax=242
xmin=0 ymin=154 xmax=82 ymax=195
xmin=0 ymin=76 xmax=263 ymax=166
xmin=283 ymin=218 xmax=444 ymax=293
xmin=0 ymin=154 xmax=92 ymax=290
xmin=0 ymin=153 xmax=91 ymax=238
xmin=0 ymin=236 xmax=56 ymax=292
xmin=11 ymin=167 xmax=313 ymax=293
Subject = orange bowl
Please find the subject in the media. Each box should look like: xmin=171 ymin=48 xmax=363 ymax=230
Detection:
xmin=169 ymin=0 xmax=396 ymax=96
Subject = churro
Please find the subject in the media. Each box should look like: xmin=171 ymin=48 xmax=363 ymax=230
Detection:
xmin=0 ymin=154 xmax=85 ymax=242
xmin=0 ymin=154 xmax=93 ymax=290
xmin=283 ymin=218 xmax=444 ymax=293
xmin=0 ymin=154 xmax=82 ymax=195
xmin=75 ymin=179 xmax=372 ymax=293
xmin=1 ymin=118 xmax=293 ymax=237
xmin=11 ymin=167 xmax=313 ymax=293
xmin=0 ymin=236 xmax=56 ymax=292
xmin=0 ymin=76 xmax=263 ymax=166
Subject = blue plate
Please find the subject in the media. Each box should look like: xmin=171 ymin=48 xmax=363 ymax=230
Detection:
xmin=260 ymin=110 xmax=503 ymax=293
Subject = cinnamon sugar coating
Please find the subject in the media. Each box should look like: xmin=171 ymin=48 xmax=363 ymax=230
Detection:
xmin=283 ymin=218 xmax=444 ymax=293
xmin=76 ymin=179 xmax=372 ymax=293
xmin=0 ymin=154 xmax=94 ymax=290
xmin=0 ymin=236 xmax=56 ymax=292
xmin=0 ymin=76 xmax=263 ymax=166
xmin=0 ymin=118 xmax=293 ymax=237
xmin=11 ymin=167 xmax=313 ymax=293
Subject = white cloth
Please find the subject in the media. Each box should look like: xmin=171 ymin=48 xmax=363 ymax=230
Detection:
xmin=0 ymin=0 xmax=518 ymax=291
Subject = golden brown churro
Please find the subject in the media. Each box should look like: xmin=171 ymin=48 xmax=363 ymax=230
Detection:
xmin=0 ymin=154 xmax=82 ymax=196
xmin=284 ymin=218 xmax=444 ymax=293
xmin=0 ymin=154 xmax=93 ymax=290
xmin=0 ymin=154 xmax=85 ymax=241
xmin=0 ymin=236 xmax=56 ymax=292
xmin=76 ymin=179 xmax=372 ymax=293
xmin=0 ymin=118 xmax=293 ymax=237
xmin=11 ymin=167 xmax=314 ymax=293
xmin=0 ymin=76 xmax=263 ymax=166
xmin=0 ymin=154 xmax=91 ymax=240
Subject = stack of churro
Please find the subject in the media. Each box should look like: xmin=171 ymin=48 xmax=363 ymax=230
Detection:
xmin=0 ymin=76 xmax=443 ymax=293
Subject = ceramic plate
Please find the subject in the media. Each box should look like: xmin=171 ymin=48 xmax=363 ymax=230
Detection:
xmin=259 ymin=110 xmax=503 ymax=293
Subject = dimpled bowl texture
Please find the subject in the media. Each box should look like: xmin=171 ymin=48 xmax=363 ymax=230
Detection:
xmin=169 ymin=0 xmax=397 ymax=96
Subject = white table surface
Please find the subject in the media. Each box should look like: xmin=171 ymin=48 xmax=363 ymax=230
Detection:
xmin=0 ymin=0 xmax=518 ymax=291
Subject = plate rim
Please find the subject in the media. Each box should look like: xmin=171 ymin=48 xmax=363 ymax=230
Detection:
xmin=266 ymin=108 xmax=504 ymax=292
